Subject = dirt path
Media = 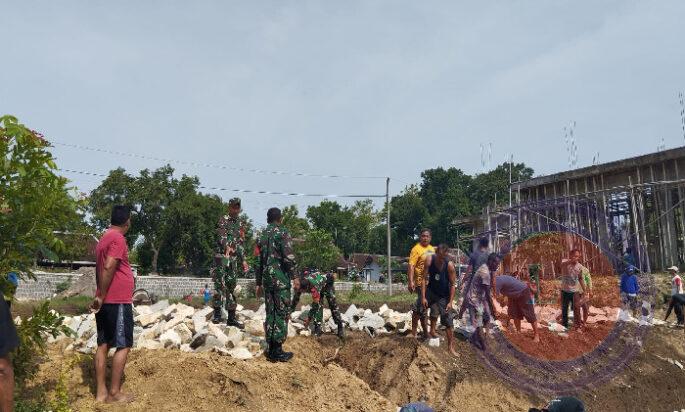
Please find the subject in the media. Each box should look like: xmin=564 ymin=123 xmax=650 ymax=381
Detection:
xmin=29 ymin=325 xmax=685 ymax=411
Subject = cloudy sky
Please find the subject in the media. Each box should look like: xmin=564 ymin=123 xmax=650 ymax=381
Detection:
xmin=2 ymin=1 xmax=684 ymax=224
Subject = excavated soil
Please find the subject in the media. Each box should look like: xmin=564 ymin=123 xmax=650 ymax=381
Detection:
xmin=29 ymin=326 xmax=685 ymax=411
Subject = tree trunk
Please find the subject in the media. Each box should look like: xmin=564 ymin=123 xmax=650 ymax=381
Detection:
xmin=151 ymin=244 xmax=160 ymax=274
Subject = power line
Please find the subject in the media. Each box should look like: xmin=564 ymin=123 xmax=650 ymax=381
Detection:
xmin=59 ymin=168 xmax=386 ymax=199
xmin=51 ymin=141 xmax=387 ymax=180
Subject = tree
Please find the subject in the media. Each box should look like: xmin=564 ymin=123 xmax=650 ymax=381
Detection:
xmin=306 ymin=199 xmax=379 ymax=256
xmin=0 ymin=115 xmax=81 ymax=297
xmin=471 ymin=162 xmax=534 ymax=210
xmin=419 ymin=168 xmax=475 ymax=246
xmin=281 ymin=205 xmax=309 ymax=239
xmin=386 ymin=185 xmax=430 ymax=255
xmin=88 ymin=166 xmax=175 ymax=273
xmin=293 ymin=229 xmax=341 ymax=271
xmin=88 ymin=165 xmax=238 ymax=274
xmin=348 ymin=199 xmax=380 ymax=253
xmin=306 ymin=200 xmax=353 ymax=253
xmin=157 ymin=176 xmax=227 ymax=274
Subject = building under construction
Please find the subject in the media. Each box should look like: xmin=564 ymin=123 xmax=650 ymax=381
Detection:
xmin=456 ymin=147 xmax=685 ymax=273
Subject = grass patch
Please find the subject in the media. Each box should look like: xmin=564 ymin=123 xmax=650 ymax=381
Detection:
xmin=13 ymin=296 xmax=92 ymax=318
xmin=169 ymin=296 xmax=207 ymax=309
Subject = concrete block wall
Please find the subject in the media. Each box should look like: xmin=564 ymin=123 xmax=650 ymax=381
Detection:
xmin=15 ymin=273 xmax=82 ymax=300
xmin=16 ymin=273 xmax=404 ymax=300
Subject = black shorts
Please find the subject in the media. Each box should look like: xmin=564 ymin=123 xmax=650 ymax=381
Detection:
xmin=426 ymin=289 xmax=454 ymax=328
xmin=96 ymin=303 xmax=134 ymax=348
xmin=0 ymin=299 xmax=19 ymax=357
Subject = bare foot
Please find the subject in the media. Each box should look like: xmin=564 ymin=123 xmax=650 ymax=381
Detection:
xmin=448 ymin=346 xmax=459 ymax=357
xmin=533 ymin=335 xmax=540 ymax=343
xmin=95 ymin=392 xmax=108 ymax=403
xmin=106 ymin=392 xmax=135 ymax=404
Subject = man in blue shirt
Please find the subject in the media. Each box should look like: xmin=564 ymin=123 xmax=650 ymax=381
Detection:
xmin=620 ymin=265 xmax=640 ymax=318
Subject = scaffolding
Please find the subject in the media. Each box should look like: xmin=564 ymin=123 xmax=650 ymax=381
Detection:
xmin=457 ymin=148 xmax=685 ymax=274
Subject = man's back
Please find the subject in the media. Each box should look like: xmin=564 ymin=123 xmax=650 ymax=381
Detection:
xmin=257 ymin=223 xmax=296 ymax=288
xmin=495 ymin=275 xmax=527 ymax=297
xmin=95 ymin=228 xmax=133 ymax=304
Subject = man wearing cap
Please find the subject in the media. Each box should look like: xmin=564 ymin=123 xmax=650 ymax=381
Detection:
xmin=620 ymin=265 xmax=640 ymax=319
xmin=256 ymin=207 xmax=298 ymax=362
xmin=669 ymin=265 xmax=683 ymax=297
xmin=211 ymin=197 xmax=250 ymax=328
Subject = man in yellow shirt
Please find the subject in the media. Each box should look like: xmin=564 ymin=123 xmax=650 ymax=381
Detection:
xmin=408 ymin=229 xmax=435 ymax=339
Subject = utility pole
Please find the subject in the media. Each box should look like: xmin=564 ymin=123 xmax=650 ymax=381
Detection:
xmin=386 ymin=177 xmax=392 ymax=296
xmin=509 ymin=154 xmax=513 ymax=242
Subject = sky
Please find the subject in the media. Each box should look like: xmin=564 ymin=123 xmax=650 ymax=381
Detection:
xmin=2 ymin=1 xmax=685 ymax=226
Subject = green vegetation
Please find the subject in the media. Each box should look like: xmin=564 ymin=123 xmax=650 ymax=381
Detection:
xmin=13 ymin=302 xmax=74 ymax=389
xmin=88 ymin=165 xmax=234 ymax=275
xmin=0 ymin=115 xmax=83 ymax=298
xmin=13 ymin=296 xmax=92 ymax=318
xmin=54 ymin=279 xmax=72 ymax=294
xmin=293 ymin=229 xmax=341 ymax=271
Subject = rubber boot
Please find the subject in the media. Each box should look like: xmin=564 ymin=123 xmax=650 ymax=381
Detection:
xmin=271 ymin=343 xmax=293 ymax=362
xmin=337 ymin=323 xmax=345 ymax=339
xmin=226 ymin=311 xmax=244 ymax=329
xmin=211 ymin=306 xmax=222 ymax=324
xmin=265 ymin=341 xmax=277 ymax=362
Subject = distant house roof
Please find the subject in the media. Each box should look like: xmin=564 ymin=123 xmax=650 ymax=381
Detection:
xmin=345 ymin=253 xmax=407 ymax=270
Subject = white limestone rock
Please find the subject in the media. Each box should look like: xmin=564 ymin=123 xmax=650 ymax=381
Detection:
xmin=173 ymin=323 xmax=193 ymax=344
xmin=228 ymin=347 xmax=253 ymax=360
xmin=135 ymin=311 xmax=164 ymax=327
xmin=149 ymin=300 xmax=170 ymax=313
xmin=159 ymin=329 xmax=182 ymax=349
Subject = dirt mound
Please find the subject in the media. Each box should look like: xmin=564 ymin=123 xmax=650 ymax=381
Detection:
xmin=502 ymin=321 xmax=615 ymax=361
xmin=332 ymin=334 xmax=539 ymax=411
xmin=27 ymin=327 xmax=685 ymax=411
xmin=33 ymin=338 xmax=396 ymax=412
xmin=57 ymin=273 xmax=95 ymax=298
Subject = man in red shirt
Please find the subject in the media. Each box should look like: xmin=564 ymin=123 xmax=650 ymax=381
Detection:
xmin=90 ymin=205 xmax=135 ymax=404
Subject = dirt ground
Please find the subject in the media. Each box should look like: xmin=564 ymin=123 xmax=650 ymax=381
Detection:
xmin=29 ymin=321 xmax=685 ymax=412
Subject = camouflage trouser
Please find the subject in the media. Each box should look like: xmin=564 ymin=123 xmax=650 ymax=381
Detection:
xmin=264 ymin=287 xmax=291 ymax=345
xmin=308 ymin=283 xmax=343 ymax=327
xmin=212 ymin=266 xmax=239 ymax=312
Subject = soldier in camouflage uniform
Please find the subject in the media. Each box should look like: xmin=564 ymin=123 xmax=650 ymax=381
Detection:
xmin=211 ymin=197 xmax=250 ymax=328
xmin=256 ymin=207 xmax=298 ymax=362
xmin=291 ymin=270 xmax=345 ymax=338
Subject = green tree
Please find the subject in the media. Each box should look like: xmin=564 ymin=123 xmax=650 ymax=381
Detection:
xmin=471 ymin=162 xmax=534 ymax=210
xmin=0 ymin=115 xmax=81 ymax=297
xmin=88 ymin=165 xmax=239 ymax=274
xmin=89 ymin=166 xmax=175 ymax=273
xmin=348 ymin=199 xmax=380 ymax=253
xmin=419 ymin=167 xmax=474 ymax=246
xmin=306 ymin=199 xmax=379 ymax=256
xmin=306 ymin=200 xmax=355 ymax=254
xmin=158 ymin=176 xmax=227 ymax=274
xmin=293 ymin=229 xmax=341 ymax=271
xmin=386 ymin=185 xmax=430 ymax=255
xmin=281 ymin=205 xmax=309 ymax=239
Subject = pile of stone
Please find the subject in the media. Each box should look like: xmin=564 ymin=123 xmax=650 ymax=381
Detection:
xmin=47 ymin=300 xmax=668 ymax=359
xmin=48 ymin=301 xmax=413 ymax=360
